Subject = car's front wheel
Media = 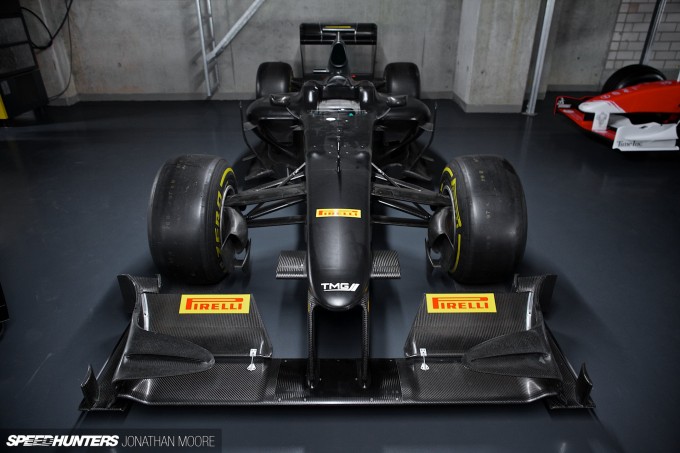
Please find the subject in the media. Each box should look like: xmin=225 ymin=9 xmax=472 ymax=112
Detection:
xmin=429 ymin=155 xmax=527 ymax=284
xmin=148 ymin=154 xmax=247 ymax=284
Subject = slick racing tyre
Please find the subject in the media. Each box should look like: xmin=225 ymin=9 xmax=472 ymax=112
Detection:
xmin=601 ymin=64 xmax=666 ymax=93
xmin=433 ymin=155 xmax=527 ymax=284
xmin=383 ymin=62 xmax=421 ymax=99
xmin=148 ymin=154 xmax=247 ymax=284
xmin=256 ymin=62 xmax=293 ymax=98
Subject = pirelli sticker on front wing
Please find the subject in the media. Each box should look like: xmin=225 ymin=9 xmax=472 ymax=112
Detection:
xmin=316 ymin=208 xmax=361 ymax=218
xmin=426 ymin=293 xmax=496 ymax=313
xmin=179 ymin=294 xmax=250 ymax=314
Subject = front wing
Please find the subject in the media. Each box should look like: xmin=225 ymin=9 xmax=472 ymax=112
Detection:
xmin=80 ymin=275 xmax=593 ymax=410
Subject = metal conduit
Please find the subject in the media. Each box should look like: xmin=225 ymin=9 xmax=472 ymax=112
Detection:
xmin=195 ymin=0 xmax=266 ymax=97
xmin=524 ymin=0 xmax=555 ymax=116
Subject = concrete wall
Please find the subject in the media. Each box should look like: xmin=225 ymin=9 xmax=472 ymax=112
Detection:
xmin=212 ymin=0 xmax=461 ymax=99
xmin=26 ymin=0 xmax=460 ymax=101
xmin=543 ymin=0 xmax=621 ymax=91
xmin=22 ymin=0 xmax=675 ymax=111
xmin=69 ymin=1 xmax=200 ymax=99
xmin=453 ymin=0 xmax=541 ymax=112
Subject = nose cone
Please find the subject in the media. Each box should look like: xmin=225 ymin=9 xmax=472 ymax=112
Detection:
xmin=311 ymin=280 xmax=367 ymax=310
xmin=306 ymin=208 xmax=371 ymax=311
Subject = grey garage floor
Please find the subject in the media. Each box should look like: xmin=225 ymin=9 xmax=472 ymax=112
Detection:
xmin=0 ymin=97 xmax=679 ymax=453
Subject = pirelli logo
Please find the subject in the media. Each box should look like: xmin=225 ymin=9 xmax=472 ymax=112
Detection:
xmin=426 ymin=294 xmax=496 ymax=313
xmin=315 ymin=208 xmax=361 ymax=218
xmin=179 ymin=294 xmax=250 ymax=314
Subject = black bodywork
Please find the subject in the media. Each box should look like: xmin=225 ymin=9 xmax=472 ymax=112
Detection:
xmin=246 ymin=83 xmax=429 ymax=310
xmin=81 ymin=24 xmax=593 ymax=410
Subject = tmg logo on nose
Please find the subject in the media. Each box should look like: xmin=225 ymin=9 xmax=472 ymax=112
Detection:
xmin=426 ymin=294 xmax=496 ymax=313
xmin=321 ymin=282 xmax=360 ymax=292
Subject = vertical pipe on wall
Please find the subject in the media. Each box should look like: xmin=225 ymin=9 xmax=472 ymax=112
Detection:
xmin=195 ymin=0 xmax=213 ymax=97
xmin=524 ymin=0 xmax=555 ymax=116
xmin=640 ymin=0 xmax=667 ymax=65
xmin=206 ymin=0 xmax=220 ymax=90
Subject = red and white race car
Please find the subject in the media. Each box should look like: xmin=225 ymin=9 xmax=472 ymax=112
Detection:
xmin=556 ymin=64 xmax=680 ymax=152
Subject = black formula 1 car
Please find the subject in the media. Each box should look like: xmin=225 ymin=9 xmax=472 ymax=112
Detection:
xmin=81 ymin=24 xmax=593 ymax=411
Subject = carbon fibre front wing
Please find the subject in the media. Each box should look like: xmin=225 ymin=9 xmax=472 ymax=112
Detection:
xmin=80 ymin=274 xmax=593 ymax=411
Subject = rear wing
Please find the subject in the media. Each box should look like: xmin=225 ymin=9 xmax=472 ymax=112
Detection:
xmin=299 ymin=23 xmax=377 ymax=79
xmin=299 ymin=23 xmax=377 ymax=45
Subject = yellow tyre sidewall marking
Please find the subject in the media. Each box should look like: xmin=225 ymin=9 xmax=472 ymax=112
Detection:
xmin=215 ymin=167 xmax=234 ymax=264
xmin=442 ymin=167 xmax=462 ymax=272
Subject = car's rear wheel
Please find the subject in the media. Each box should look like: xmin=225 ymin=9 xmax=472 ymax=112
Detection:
xmin=256 ymin=62 xmax=293 ymax=98
xmin=431 ymin=155 xmax=527 ymax=284
xmin=383 ymin=62 xmax=421 ymax=98
xmin=148 ymin=154 xmax=247 ymax=284
xmin=601 ymin=64 xmax=666 ymax=93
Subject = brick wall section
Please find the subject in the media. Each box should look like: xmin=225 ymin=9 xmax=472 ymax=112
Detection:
xmin=606 ymin=0 xmax=680 ymax=75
